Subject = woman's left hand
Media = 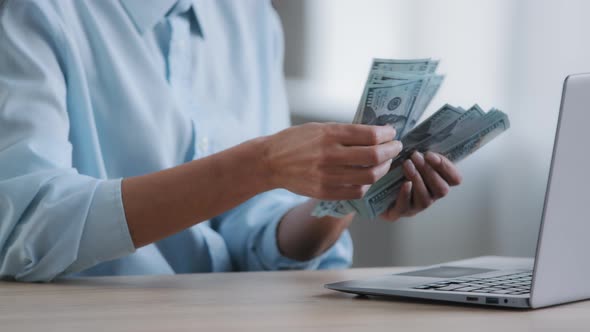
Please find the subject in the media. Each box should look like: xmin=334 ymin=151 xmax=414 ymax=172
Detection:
xmin=381 ymin=151 xmax=462 ymax=221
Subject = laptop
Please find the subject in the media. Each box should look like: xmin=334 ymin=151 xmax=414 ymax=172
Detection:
xmin=326 ymin=73 xmax=590 ymax=309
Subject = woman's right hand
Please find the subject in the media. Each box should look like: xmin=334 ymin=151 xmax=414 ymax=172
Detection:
xmin=261 ymin=122 xmax=403 ymax=200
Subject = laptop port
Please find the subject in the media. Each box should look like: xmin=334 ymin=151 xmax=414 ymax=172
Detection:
xmin=485 ymin=297 xmax=499 ymax=304
xmin=466 ymin=296 xmax=478 ymax=302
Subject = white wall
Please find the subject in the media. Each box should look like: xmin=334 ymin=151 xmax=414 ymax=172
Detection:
xmin=275 ymin=0 xmax=590 ymax=267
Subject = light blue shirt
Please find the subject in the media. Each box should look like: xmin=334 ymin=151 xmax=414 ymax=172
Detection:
xmin=0 ymin=0 xmax=352 ymax=282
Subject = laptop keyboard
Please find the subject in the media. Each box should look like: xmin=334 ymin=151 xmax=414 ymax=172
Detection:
xmin=412 ymin=271 xmax=532 ymax=295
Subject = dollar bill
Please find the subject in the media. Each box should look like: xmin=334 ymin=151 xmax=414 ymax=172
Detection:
xmin=397 ymin=104 xmax=466 ymax=160
xmin=353 ymin=58 xmax=440 ymax=124
xmin=364 ymin=71 xmax=445 ymax=137
xmin=358 ymin=79 xmax=426 ymax=136
xmin=371 ymin=58 xmax=437 ymax=73
xmin=401 ymin=75 xmax=445 ymax=136
xmin=312 ymin=200 xmax=354 ymax=218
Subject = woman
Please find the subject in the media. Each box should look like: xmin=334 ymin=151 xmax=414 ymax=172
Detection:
xmin=0 ymin=0 xmax=461 ymax=281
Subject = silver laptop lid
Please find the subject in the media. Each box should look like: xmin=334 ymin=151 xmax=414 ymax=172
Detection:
xmin=531 ymin=73 xmax=590 ymax=308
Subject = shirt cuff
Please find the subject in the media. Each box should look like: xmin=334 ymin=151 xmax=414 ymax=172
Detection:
xmin=256 ymin=204 xmax=323 ymax=270
xmin=64 ymin=179 xmax=135 ymax=274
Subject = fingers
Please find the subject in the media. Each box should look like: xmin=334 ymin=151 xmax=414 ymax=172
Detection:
xmin=322 ymin=159 xmax=392 ymax=185
xmin=329 ymin=140 xmax=402 ymax=166
xmin=380 ymin=151 xmax=462 ymax=222
xmin=411 ymin=152 xmax=449 ymax=199
xmin=314 ymin=184 xmax=370 ymax=200
xmin=424 ymin=152 xmax=462 ymax=186
xmin=329 ymin=123 xmax=396 ymax=146
xmin=381 ymin=181 xmax=412 ymax=222
xmin=403 ymin=156 xmax=432 ymax=210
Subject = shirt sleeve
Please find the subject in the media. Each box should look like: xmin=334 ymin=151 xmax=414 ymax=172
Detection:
xmin=209 ymin=4 xmax=352 ymax=271
xmin=211 ymin=189 xmax=353 ymax=271
xmin=0 ymin=1 xmax=135 ymax=282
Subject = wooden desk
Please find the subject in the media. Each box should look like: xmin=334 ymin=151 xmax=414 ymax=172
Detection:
xmin=0 ymin=267 xmax=588 ymax=332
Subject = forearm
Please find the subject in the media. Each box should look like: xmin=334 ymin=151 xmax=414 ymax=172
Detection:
xmin=122 ymin=137 xmax=271 ymax=248
xmin=277 ymin=199 xmax=353 ymax=261
xmin=122 ymin=122 xmax=400 ymax=250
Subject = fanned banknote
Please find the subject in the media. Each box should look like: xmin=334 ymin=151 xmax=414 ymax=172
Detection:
xmin=312 ymin=58 xmax=510 ymax=219
xmin=352 ymin=58 xmax=444 ymax=136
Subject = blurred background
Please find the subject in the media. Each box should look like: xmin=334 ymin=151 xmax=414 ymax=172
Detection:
xmin=273 ymin=0 xmax=590 ymax=267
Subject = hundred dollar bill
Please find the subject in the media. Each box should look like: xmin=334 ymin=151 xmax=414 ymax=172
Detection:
xmin=391 ymin=104 xmax=466 ymax=166
xmin=365 ymin=71 xmax=445 ymax=137
xmin=402 ymin=105 xmax=486 ymax=157
xmin=312 ymin=200 xmax=354 ymax=218
xmin=371 ymin=58 xmax=438 ymax=73
xmin=353 ymin=58 xmax=439 ymax=124
xmin=431 ymin=110 xmax=507 ymax=162
xmin=367 ymin=70 xmax=434 ymax=84
xmin=358 ymin=79 xmax=426 ymax=136
xmin=402 ymin=75 xmax=445 ymax=136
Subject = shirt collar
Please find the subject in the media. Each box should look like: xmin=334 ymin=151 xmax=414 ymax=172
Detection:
xmin=120 ymin=0 xmax=205 ymax=37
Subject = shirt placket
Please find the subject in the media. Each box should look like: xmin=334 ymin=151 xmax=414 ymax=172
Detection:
xmin=168 ymin=13 xmax=209 ymax=158
xmin=166 ymin=9 xmax=231 ymax=272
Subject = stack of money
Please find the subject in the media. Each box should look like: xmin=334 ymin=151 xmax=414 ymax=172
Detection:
xmin=312 ymin=59 xmax=510 ymax=219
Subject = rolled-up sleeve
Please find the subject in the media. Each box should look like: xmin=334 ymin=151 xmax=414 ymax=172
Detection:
xmin=213 ymin=189 xmax=353 ymax=271
xmin=211 ymin=4 xmax=352 ymax=272
xmin=0 ymin=2 xmax=135 ymax=281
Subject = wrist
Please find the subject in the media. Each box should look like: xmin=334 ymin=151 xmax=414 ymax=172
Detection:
xmin=245 ymin=135 xmax=276 ymax=192
xmin=321 ymin=213 xmax=355 ymax=231
xmin=277 ymin=199 xmax=354 ymax=261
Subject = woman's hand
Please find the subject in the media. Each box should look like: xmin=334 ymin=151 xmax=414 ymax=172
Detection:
xmin=262 ymin=122 xmax=403 ymax=200
xmin=381 ymin=151 xmax=462 ymax=222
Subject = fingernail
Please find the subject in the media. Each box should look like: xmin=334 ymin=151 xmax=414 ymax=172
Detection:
xmin=404 ymin=159 xmax=416 ymax=175
xmin=361 ymin=185 xmax=370 ymax=195
xmin=425 ymin=151 xmax=441 ymax=164
xmin=412 ymin=151 xmax=424 ymax=164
